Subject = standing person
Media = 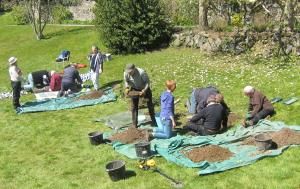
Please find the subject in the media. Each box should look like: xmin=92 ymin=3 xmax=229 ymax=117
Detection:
xmin=49 ymin=71 xmax=62 ymax=91
xmin=59 ymin=64 xmax=82 ymax=96
xmin=8 ymin=57 xmax=22 ymax=109
xmin=88 ymin=45 xmax=103 ymax=90
xmin=243 ymin=86 xmax=275 ymax=127
xmin=151 ymin=80 xmax=176 ymax=139
xmin=184 ymin=95 xmax=227 ymax=136
xmin=124 ymin=64 xmax=156 ymax=127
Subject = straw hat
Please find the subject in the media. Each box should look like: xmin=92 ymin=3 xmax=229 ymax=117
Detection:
xmin=8 ymin=57 xmax=17 ymax=65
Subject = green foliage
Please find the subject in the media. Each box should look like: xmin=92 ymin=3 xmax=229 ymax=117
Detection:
xmin=51 ymin=4 xmax=73 ymax=24
xmin=211 ymin=16 xmax=228 ymax=32
xmin=232 ymin=13 xmax=243 ymax=27
xmin=55 ymin=0 xmax=81 ymax=6
xmin=11 ymin=5 xmax=29 ymax=25
xmin=94 ymin=0 xmax=173 ymax=54
xmin=251 ymin=12 xmax=269 ymax=32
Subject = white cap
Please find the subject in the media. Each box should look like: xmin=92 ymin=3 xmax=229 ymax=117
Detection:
xmin=243 ymin=86 xmax=254 ymax=94
xmin=8 ymin=57 xmax=17 ymax=65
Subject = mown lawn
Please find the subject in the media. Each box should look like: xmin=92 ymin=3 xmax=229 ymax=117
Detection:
xmin=0 ymin=13 xmax=300 ymax=189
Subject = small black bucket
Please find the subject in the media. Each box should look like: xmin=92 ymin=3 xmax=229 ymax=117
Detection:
xmin=105 ymin=160 xmax=126 ymax=181
xmin=254 ymin=133 xmax=272 ymax=151
xmin=88 ymin=131 xmax=103 ymax=145
xmin=135 ymin=142 xmax=151 ymax=159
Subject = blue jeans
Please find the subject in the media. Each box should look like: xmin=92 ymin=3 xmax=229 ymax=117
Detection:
xmin=187 ymin=89 xmax=196 ymax=114
xmin=153 ymin=117 xmax=173 ymax=139
xmin=23 ymin=73 xmax=34 ymax=91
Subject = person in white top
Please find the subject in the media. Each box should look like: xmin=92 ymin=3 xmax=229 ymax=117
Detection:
xmin=8 ymin=57 xmax=23 ymax=109
xmin=88 ymin=45 xmax=103 ymax=90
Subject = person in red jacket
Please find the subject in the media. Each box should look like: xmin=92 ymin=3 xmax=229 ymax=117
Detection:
xmin=49 ymin=71 xmax=62 ymax=91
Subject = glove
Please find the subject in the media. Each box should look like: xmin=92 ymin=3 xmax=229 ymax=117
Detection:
xmin=124 ymin=87 xmax=130 ymax=95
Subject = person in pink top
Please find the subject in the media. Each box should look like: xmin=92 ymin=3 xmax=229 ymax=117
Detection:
xmin=49 ymin=71 xmax=62 ymax=91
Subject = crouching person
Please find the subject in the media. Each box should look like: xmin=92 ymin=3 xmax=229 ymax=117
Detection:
xmin=151 ymin=80 xmax=177 ymax=139
xmin=184 ymin=95 xmax=227 ymax=136
xmin=59 ymin=64 xmax=82 ymax=97
xmin=243 ymin=86 xmax=275 ymax=127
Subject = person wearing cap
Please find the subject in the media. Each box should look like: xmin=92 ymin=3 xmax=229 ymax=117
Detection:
xmin=23 ymin=70 xmax=51 ymax=92
xmin=59 ymin=64 xmax=82 ymax=96
xmin=88 ymin=45 xmax=104 ymax=90
xmin=8 ymin=57 xmax=23 ymax=109
xmin=49 ymin=70 xmax=62 ymax=91
xmin=184 ymin=95 xmax=227 ymax=135
xmin=124 ymin=64 xmax=156 ymax=127
xmin=243 ymin=86 xmax=275 ymax=127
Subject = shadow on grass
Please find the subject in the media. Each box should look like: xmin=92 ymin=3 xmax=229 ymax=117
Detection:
xmin=101 ymin=80 xmax=123 ymax=89
xmin=44 ymin=27 xmax=89 ymax=39
xmin=125 ymin=170 xmax=136 ymax=179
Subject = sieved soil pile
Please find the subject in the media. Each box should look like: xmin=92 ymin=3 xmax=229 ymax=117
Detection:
xmin=270 ymin=128 xmax=300 ymax=148
xmin=184 ymin=145 xmax=233 ymax=163
xmin=227 ymin=113 xmax=242 ymax=127
xmin=241 ymin=136 xmax=256 ymax=146
xmin=77 ymin=90 xmax=103 ymax=100
xmin=109 ymin=127 xmax=147 ymax=144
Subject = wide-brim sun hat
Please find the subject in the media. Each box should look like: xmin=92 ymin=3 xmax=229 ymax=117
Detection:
xmin=8 ymin=57 xmax=17 ymax=65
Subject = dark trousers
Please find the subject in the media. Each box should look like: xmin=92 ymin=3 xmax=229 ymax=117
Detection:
xmin=131 ymin=88 xmax=156 ymax=127
xmin=11 ymin=81 xmax=21 ymax=109
xmin=251 ymin=109 xmax=275 ymax=124
xmin=186 ymin=122 xmax=218 ymax=136
xmin=59 ymin=82 xmax=81 ymax=97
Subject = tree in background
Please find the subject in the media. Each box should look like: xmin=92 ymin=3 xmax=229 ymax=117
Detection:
xmin=199 ymin=0 xmax=209 ymax=29
xmin=25 ymin=0 xmax=51 ymax=40
xmin=94 ymin=0 xmax=173 ymax=54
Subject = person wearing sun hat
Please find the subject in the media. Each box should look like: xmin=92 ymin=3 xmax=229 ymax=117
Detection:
xmin=124 ymin=64 xmax=157 ymax=127
xmin=8 ymin=56 xmax=23 ymax=109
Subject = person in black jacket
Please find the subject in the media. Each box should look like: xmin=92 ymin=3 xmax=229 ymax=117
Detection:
xmin=23 ymin=70 xmax=51 ymax=91
xmin=184 ymin=95 xmax=227 ymax=135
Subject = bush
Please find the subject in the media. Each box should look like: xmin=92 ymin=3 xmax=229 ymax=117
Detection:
xmin=252 ymin=12 xmax=268 ymax=32
xmin=211 ymin=17 xmax=228 ymax=32
xmin=232 ymin=13 xmax=243 ymax=28
xmin=51 ymin=5 xmax=73 ymax=24
xmin=94 ymin=0 xmax=173 ymax=54
xmin=11 ymin=5 xmax=29 ymax=25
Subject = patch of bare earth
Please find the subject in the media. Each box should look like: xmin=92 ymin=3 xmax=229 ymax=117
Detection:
xmin=184 ymin=145 xmax=233 ymax=163
xmin=77 ymin=90 xmax=104 ymax=100
xmin=109 ymin=127 xmax=147 ymax=144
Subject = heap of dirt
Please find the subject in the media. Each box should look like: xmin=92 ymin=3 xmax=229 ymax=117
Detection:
xmin=184 ymin=145 xmax=233 ymax=163
xmin=241 ymin=137 xmax=256 ymax=146
xmin=109 ymin=127 xmax=147 ymax=144
xmin=227 ymin=113 xmax=242 ymax=127
xmin=77 ymin=90 xmax=103 ymax=100
xmin=270 ymin=128 xmax=300 ymax=148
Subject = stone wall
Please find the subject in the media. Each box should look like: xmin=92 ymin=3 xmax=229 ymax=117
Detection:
xmin=69 ymin=0 xmax=95 ymax=21
xmin=171 ymin=28 xmax=300 ymax=57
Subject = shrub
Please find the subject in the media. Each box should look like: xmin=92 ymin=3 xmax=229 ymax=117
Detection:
xmin=211 ymin=16 xmax=228 ymax=32
xmin=94 ymin=0 xmax=173 ymax=54
xmin=232 ymin=13 xmax=243 ymax=28
xmin=51 ymin=5 xmax=73 ymax=24
xmin=252 ymin=12 xmax=268 ymax=32
xmin=11 ymin=5 xmax=29 ymax=25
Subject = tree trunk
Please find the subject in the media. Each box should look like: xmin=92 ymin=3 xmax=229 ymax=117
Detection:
xmin=199 ymin=0 xmax=209 ymax=30
xmin=284 ymin=0 xmax=297 ymax=31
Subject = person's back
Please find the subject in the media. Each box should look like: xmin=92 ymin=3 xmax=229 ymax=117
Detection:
xmin=202 ymin=103 xmax=225 ymax=131
xmin=62 ymin=66 xmax=79 ymax=84
xmin=32 ymin=70 xmax=49 ymax=88
xmin=50 ymin=73 xmax=62 ymax=91
xmin=195 ymin=86 xmax=219 ymax=112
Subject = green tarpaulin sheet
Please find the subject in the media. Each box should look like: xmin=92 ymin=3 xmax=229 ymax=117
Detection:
xmin=17 ymin=88 xmax=117 ymax=114
xmin=104 ymin=119 xmax=300 ymax=175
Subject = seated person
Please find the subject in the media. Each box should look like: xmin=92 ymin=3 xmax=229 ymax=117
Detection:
xmin=186 ymin=86 xmax=219 ymax=114
xmin=150 ymin=80 xmax=176 ymax=139
xmin=49 ymin=71 xmax=62 ymax=92
xmin=184 ymin=95 xmax=227 ymax=136
xmin=23 ymin=70 xmax=51 ymax=91
xmin=243 ymin=86 xmax=275 ymax=127
xmin=59 ymin=64 xmax=82 ymax=96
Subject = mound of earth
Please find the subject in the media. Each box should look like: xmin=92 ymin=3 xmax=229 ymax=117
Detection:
xmin=270 ymin=128 xmax=300 ymax=148
xmin=77 ymin=90 xmax=104 ymax=100
xmin=109 ymin=127 xmax=147 ymax=144
xmin=227 ymin=113 xmax=242 ymax=127
xmin=184 ymin=145 xmax=233 ymax=163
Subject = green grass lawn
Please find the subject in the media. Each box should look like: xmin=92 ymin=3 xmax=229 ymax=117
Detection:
xmin=0 ymin=12 xmax=300 ymax=189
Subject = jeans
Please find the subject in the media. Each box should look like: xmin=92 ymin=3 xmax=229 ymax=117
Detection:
xmin=11 ymin=81 xmax=21 ymax=109
xmin=153 ymin=117 xmax=173 ymax=139
xmin=90 ymin=71 xmax=100 ymax=90
xmin=23 ymin=73 xmax=34 ymax=91
xmin=187 ymin=89 xmax=196 ymax=114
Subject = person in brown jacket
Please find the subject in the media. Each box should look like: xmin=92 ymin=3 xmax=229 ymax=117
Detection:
xmin=243 ymin=86 xmax=275 ymax=127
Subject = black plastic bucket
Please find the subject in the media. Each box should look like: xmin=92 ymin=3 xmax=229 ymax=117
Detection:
xmin=254 ymin=133 xmax=272 ymax=151
xmin=135 ymin=142 xmax=151 ymax=159
xmin=105 ymin=160 xmax=126 ymax=181
xmin=88 ymin=131 xmax=103 ymax=145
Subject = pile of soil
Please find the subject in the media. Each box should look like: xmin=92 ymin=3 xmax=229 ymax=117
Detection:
xmin=241 ymin=137 xmax=256 ymax=146
xmin=77 ymin=90 xmax=103 ymax=100
xmin=184 ymin=145 xmax=233 ymax=163
xmin=109 ymin=127 xmax=147 ymax=144
xmin=270 ymin=128 xmax=300 ymax=148
xmin=227 ymin=113 xmax=242 ymax=127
